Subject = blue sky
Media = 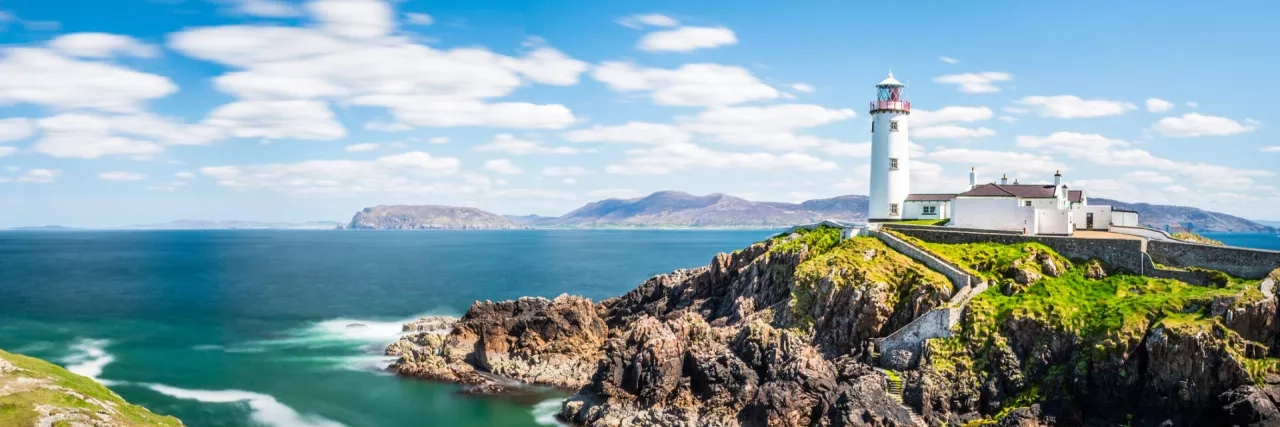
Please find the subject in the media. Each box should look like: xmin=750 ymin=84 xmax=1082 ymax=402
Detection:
xmin=1 ymin=0 xmax=1277 ymax=227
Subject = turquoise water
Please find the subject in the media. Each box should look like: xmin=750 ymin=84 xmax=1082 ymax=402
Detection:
xmin=0 ymin=230 xmax=774 ymax=427
xmin=1202 ymin=232 xmax=1280 ymax=251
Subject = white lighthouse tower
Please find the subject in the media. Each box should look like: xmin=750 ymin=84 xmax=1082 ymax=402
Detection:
xmin=868 ymin=71 xmax=911 ymax=221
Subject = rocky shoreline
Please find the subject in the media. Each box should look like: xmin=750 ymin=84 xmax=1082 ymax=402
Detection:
xmin=384 ymin=229 xmax=1280 ymax=426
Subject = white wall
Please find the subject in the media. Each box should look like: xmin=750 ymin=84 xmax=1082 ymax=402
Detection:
xmin=951 ymin=197 xmax=1036 ymax=233
xmin=869 ymin=111 xmax=910 ymax=220
xmin=1113 ymin=211 xmax=1139 ymax=227
xmin=902 ymin=200 xmax=950 ymax=220
xmin=1036 ymin=209 xmax=1074 ymax=235
xmin=1073 ymin=205 xmax=1114 ymax=230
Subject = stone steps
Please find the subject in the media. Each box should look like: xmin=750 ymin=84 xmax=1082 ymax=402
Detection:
xmin=877 ymin=368 xmax=925 ymax=427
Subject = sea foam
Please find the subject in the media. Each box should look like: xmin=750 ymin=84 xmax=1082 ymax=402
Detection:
xmin=145 ymin=384 xmax=346 ymax=427
xmin=532 ymin=398 xmax=568 ymax=427
xmin=61 ymin=338 xmax=115 ymax=384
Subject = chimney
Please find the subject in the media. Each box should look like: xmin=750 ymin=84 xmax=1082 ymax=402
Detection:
xmin=1000 ymin=174 xmax=1008 ymax=185
xmin=969 ymin=167 xmax=976 ymax=189
xmin=1054 ymin=170 xmax=1063 ymax=187
xmin=1014 ymin=178 xmax=1020 ymax=184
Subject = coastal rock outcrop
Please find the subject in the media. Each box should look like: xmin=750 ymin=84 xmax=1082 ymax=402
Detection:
xmin=387 ymin=228 xmax=1280 ymax=426
xmin=346 ymin=205 xmax=527 ymax=230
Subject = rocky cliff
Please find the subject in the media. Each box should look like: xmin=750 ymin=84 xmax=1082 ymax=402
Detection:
xmin=0 ymin=349 xmax=183 ymax=426
xmin=387 ymin=227 xmax=1280 ymax=426
xmin=346 ymin=205 xmax=527 ymax=230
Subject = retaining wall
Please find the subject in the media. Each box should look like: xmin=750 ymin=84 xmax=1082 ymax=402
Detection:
xmin=878 ymin=306 xmax=961 ymax=369
xmin=1148 ymin=240 xmax=1280 ymax=280
xmin=870 ymin=229 xmax=973 ymax=291
xmin=889 ymin=227 xmax=1147 ymax=273
xmin=1110 ymin=225 xmax=1176 ymax=242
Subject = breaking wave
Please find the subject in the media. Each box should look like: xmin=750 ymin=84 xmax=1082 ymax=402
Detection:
xmin=145 ymin=384 xmax=346 ymax=427
xmin=61 ymin=338 xmax=115 ymax=384
xmin=532 ymin=398 xmax=568 ymax=426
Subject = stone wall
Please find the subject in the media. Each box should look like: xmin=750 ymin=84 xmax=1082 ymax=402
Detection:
xmin=871 ymin=229 xmax=973 ymax=291
xmin=878 ymin=307 xmax=960 ymax=369
xmin=1148 ymin=240 xmax=1280 ymax=280
xmin=890 ymin=228 xmax=1147 ymax=273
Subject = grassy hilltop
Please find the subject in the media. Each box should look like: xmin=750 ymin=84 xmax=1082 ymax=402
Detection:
xmin=0 ymin=349 xmax=182 ymax=426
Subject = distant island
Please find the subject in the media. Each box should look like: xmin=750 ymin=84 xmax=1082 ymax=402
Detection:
xmin=346 ymin=205 xmax=527 ymax=230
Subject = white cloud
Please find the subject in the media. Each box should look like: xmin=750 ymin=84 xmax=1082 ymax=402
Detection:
xmin=585 ymin=188 xmax=641 ymax=199
xmin=1186 ymin=101 xmax=1199 ymax=108
xmin=364 ymin=120 xmax=412 ymax=132
xmin=1124 ymin=170 xmax=1173 ymax=184
xmin=0 ymin=118 xmax=35 ymax=142
xmin=564 ymin=122 xmax=690 ymax=145
xmin=938 ymin=56 xmax=959 ymax=64
xmin=592 ymin=61 xmax=778 ymax=107
xmin=474 ymin=134 xmax=578 ymax=155
xmin=201 ymin=151 xmax=461 ymax=196
xmin=790 ymin=83 xmax=815 ymax=93
xmin=1164 ymin=185 xmax=1189 ymax=193
xmin=618 ymin=13 xmax=679 ymax=29
xmin=168 ymin=18 xmax=585 ymax=130
xmin=1015 ymin=132 xmax=1129 ymax=152
xmin=405 ymin=12 xmax=433 ymax=25
xmin=18 ymin=168 xmax=58 ymax=183
xmin=933 ymin=72 xmax=1013 ymax=93
xmin=679 ymin=104 xmax=856 ymax=150
xmin=637 ymin=26 xmax=737 ymax=52
xmin=345 ymin=142 xmax=379 ymax=152
xmin=1149 ymin=113 xmax=1257 ymax=138
xmin=912 ymin=106 xmax=993 ymax=127
xmin=1016 ymin=132 xmax=1273 ymax=190
xmin=0 ymin=146 xmax=16 ymax=156
xmin=483 ymin=158 xmax=523 ymax=174
xmin=923 ymin=147 xmax=1068 ymax=177
xmin=605 ymin=143 xmax=838 ymax=175
xmin=428 ymin=136 xmax=450 ymax=144
xmin=1145 ymin=98 xmax=1174 ymax=113
xmin=98 ymin=171 xmax=146 ymax=181
xmin=913 ymin=125 xmax=995 ymax=140
xmin=0 ymin=48 xmax=177 ymax=112
xmin=492 ymin=188 xmax=576 ymax=200
xmin=306 ymin=0 xmax=394 ymax=40
xmin=542 ymin=166 xmax=591 ymax=176
xmin=997 ymin=116 xmax=1016 ymax=123
xmin=175 ymin=171 xmax=195 ymax=179
xmin=202 ymin=100 xmax=346 ymax=140
xmin=1262 ymin=146 xmax=1280 ymax=153
xmin=33 ymin=114 xmax=166 ymax=159
xmin=48 ymin=33 xmax=159 ymax=58
xmin=1014 ymin=95 xmax=1137 ymax=118
xmin=562 ymin=178 xmax=576 ymax=184
xmin=230 ymin=0 xmax=302 ymax=17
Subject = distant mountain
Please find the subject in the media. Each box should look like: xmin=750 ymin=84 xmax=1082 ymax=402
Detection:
xmin=1253 ymin=220 xmax=1280 ymax=229
xmin=1093 ymin=198 xmax=1276 ymax=233
xmin=504 ymin=214 xmax=559 ymax=227
xmin=6 ymin=225 xmax=80 ymax=231
xmin=547 ymin=191 xmax=866 ymax=228
xmin=120 ymin=220 xmax=341 ymax=230
xmin=347 ymin=205 xmax=526 ymax=230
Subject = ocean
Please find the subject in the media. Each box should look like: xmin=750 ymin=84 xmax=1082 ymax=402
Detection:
xmin=1203 ymin=233 xmax=1280 ymax=251
xmin=0 ymin=230 xmax=774 ymax=427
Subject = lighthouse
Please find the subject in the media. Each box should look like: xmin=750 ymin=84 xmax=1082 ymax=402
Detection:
xmin=868 ymin=71 xmax=911 ymax=221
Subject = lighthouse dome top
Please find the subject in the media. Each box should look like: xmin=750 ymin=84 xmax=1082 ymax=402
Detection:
xmin=876 ymin=71 xmax=904 ymax=87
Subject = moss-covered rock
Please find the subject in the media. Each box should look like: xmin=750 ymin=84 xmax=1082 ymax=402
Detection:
xmin=0 ymin=349 xmax=182 ymax=427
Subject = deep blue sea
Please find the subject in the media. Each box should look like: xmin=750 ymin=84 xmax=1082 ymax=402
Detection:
xmin=1203 ymin=233 xmax=1280 ymax=251
xmin=0 ymin=230 xmax=774 ymax=427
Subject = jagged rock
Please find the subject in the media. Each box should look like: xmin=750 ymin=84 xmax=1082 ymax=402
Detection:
xmin=1084 ymin=260 xmax=1108 ymax=280
xmin=1037 ymin=253 xmax=1063 ymax=278
xmin=401 ymin=316 xmax=456 ymax=332
xmin=884 ymin=349 xmax=913 ymax=371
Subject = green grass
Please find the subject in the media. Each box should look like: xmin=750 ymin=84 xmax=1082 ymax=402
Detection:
xmin=1172 ymin=232 xmax=1224 ymax=246
xmin=0 ymin=350 xmax=183 ymax=426
xmin=913 ymin=240 xmax=1274 ymax=422
xmin=769 ymin=226 xmax=843 ymax=256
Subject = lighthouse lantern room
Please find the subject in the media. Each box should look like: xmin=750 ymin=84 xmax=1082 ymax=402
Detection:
xmin=868 ymin=72 xmax=911 ymax=221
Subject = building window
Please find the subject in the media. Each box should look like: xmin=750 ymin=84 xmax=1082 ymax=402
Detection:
xmin=922 ymin=206 xmax=937 ymax=215
xmin=889 ymin=204 xmax=899 ymax=216
xmin=890 ymin=121 xmax=899 ymax=132
xmin=1024 ymin=201 xmax=1032 ymax=207
xmin=889 ymin=158 xmax=899 ymax=170
xmin=871 ymin=122 xmax=874 ymax=133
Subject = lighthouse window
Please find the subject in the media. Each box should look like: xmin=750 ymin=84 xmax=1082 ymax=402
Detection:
xmin=890 ymin=121 xmax=899 ymax=132
xmin=889 ymin=158 xmax=899 ymax=170
xmin=889 ymin=204 xmax=899 ymax=216
xmin=871 ymin=122 xmax=874 ymax=132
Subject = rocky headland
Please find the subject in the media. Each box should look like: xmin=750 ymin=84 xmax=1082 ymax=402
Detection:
xmin=0 ymin=349 xmax=183 ymax=426
xmin=386 ymin=227 xmax=1280 ymax=426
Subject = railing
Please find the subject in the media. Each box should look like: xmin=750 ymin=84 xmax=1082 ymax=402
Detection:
xmin=870 ymin=100 xmax=911 ymax=112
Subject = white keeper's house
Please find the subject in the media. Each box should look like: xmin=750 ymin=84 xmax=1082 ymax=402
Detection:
xmin=864 ymin=72 xmax=1138 ymax=235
